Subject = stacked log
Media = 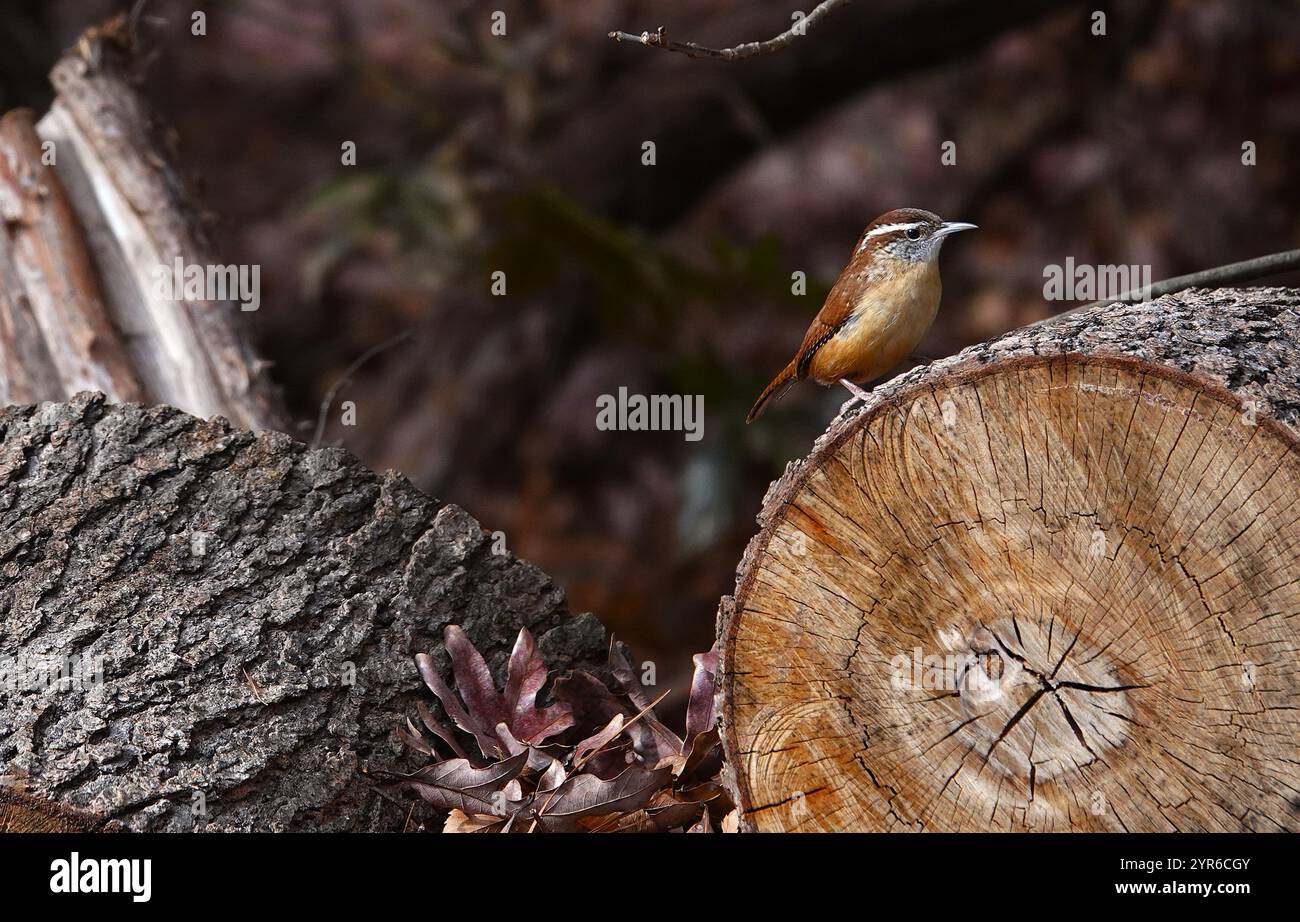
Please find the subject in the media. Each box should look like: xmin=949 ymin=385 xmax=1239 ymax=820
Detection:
xmin=719 ymin=289 xmax=1300 ymax=832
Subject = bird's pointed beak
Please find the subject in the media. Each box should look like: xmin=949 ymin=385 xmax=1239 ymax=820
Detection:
xmin=934 ymin=221 xmax=978 ymax=239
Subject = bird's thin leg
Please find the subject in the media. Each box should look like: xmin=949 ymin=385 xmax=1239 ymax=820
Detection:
xmin=838 ymin=378 xmax=872 ymax=414
xmin=840 ymin=378 xmax=872 ymax=400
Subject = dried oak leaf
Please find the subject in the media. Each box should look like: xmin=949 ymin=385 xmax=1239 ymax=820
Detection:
xmin=415 ymin=625 xmax=573 ymax=761
xmin=608 ymin=641 xmax=684 ymax=760
xmin=552 ymin=670 xmax=647 ymax=775
xmin=684 ymin=646 xmax=719 ymax=741
xmin=602 ymin=788 xmax=719 ymax=833
xmin=533 ymin=764 xmax=673 ymax=833
xmin=404 ymin=625 xmax=726 ymax=832
xmin=443 ymin=809 xmax=506 ymax=834
xmin=405 ymin=751 xmax=530 ymax=816
xmin=573 ymin=713 xmax=625 ymax=768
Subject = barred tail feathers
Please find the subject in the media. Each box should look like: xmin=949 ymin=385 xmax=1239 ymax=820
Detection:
xmin=746 ymin=360 xmax=798 ymax=423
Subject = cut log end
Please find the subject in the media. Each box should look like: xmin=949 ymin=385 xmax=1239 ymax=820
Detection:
xmin=0 ymin=786 xmax=103 ymax=833
xmin=722 ymin=352 xmax=1300 ymax=832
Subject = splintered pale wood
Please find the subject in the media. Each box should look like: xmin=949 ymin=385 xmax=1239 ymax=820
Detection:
xmin=0 ymin=109 xmax=143 ymax=405
xmin=31 ymin=19 xmax=286 ymax=431
xmin=724 ymin=354 xmax=1300 ymax=831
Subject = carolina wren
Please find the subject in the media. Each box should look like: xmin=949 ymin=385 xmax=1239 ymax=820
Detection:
xmin=747 ymin=208 xmax=975 ymax=422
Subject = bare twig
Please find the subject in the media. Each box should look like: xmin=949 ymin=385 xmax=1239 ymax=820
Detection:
xmin=608 ymin=0 xmax=851 ymax=61
xmin=310 ymin=330 xmax=413 ymax=448
xmin=242 ymin=667 xmax=265 ymax=704
xmin=1062 ymin=249 xmax=1300 ymax=319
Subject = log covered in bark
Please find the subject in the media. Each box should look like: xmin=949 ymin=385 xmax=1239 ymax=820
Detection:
xmin=0 ymin=16 xmax=616 ymax=833
xmin=0 ymin=393 xmax=607 ymax=831
xmin=718 ymin=287 xmax=1300 ymax=832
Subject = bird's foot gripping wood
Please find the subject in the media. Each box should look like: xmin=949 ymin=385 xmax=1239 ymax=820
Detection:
xmin=837 ymin=378 xmax=872 ymax=415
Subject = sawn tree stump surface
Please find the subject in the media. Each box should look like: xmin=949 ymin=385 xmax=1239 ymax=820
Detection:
xmin=719 ymin=288 xmax=1300 ymax=832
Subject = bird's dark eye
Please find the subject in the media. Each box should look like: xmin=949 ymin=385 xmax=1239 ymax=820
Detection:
xmin=905 ymin=227 xmax=922 ymax=240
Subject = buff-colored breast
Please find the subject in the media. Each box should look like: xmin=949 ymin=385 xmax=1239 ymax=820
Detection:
xmin=808 ymin=259 xmax=942 ymax=384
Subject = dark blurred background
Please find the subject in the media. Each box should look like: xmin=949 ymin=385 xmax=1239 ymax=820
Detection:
xmin=2 ymin=0 xmax=1298 ymax=699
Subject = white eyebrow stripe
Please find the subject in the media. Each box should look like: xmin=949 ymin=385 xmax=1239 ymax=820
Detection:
xmin=857 ymin=221 xmax=925 ymax=252
xmin=866 ymin=221 xmax=924 ymax=239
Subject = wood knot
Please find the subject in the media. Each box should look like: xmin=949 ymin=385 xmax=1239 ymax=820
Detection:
xmin=947 ymin=618 xmax=1136 ymax=783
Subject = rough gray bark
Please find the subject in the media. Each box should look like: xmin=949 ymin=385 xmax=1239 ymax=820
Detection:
xmin=719 ymin=287 xmax=1300 ymax=831
xmin=0 ymin=393 xmax=607 ymax=831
